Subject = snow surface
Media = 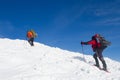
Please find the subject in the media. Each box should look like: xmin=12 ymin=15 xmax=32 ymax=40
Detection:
xmin=0 ymin=38 xmax=120 ymax=80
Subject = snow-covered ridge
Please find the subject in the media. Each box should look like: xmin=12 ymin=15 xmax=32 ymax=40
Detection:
xmin=0 ymin=38 xmax=120 ymax=80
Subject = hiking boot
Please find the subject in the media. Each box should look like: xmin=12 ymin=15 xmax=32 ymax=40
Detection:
xmin=94 ymin=64 xmax=100 ymax=68
xmin=101 ymin=68 xmax=107 ymax=71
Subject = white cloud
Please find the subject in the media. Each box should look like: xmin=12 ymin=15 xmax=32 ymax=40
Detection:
xmin=92 ymin=17 xmax=120 ymax=26
xmin=50 ymin=4 xmax=86 ymax=31
xmin=85 ymin=0 xmax=120 ymax=17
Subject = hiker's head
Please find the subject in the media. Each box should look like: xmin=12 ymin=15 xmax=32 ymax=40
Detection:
xmin=94 ymin=34 xmax=101 ymax=38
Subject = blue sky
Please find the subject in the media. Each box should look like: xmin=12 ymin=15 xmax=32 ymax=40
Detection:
xmin=0 ymin=0 xmax=120 ymax=61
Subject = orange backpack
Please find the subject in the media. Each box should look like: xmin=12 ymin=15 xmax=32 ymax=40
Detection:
xmin=27 ymin=31 xmax=33 ymax=38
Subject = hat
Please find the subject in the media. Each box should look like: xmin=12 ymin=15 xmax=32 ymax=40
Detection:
xmin=94 ymin=34 xmax=100 ymax=38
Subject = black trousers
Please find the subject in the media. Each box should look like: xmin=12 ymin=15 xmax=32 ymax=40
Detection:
xmin=28 ymin=38 xmax=34 ymax=46
xmin=93 ymin=46 xmax=107 ymax=70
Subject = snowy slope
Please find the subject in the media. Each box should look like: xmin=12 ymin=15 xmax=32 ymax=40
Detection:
xmin=0 ymin=38 xmax=120 ymax=80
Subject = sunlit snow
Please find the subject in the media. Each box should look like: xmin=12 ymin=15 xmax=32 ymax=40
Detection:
xmin=0 ymin=38 xmax=120 ymax=80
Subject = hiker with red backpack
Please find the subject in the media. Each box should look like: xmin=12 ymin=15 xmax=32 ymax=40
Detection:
xmin=81 ymin=34 xmax=111 ymax=71
xmin=27 ymin=29 xmax=37 ymax=46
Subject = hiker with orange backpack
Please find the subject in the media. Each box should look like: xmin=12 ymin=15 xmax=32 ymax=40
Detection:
xmin=27 ymin=29 xmax=37 ymax=46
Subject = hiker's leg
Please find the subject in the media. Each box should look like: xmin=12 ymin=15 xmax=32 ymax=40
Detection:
xmin=28 ymin=38 xmax=34 ymax=46
xmin=30 ymin=38 xmax=34 ymax=46
xmin=98 ymin=47 xmax=107 ymax=70
xmin=93 ymin=53 xmax=99 ymax=67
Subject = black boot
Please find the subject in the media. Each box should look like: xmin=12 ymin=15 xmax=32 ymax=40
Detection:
xmin=102 ymin=60 xmax=107 ymax=71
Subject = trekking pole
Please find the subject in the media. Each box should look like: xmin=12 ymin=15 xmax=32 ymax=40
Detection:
xmin=81 ymin=44 xmax=86 ymax=62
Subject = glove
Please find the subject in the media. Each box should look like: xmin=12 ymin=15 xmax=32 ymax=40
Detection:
xmin=81 ymin=42 xmax=84 ymax=45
